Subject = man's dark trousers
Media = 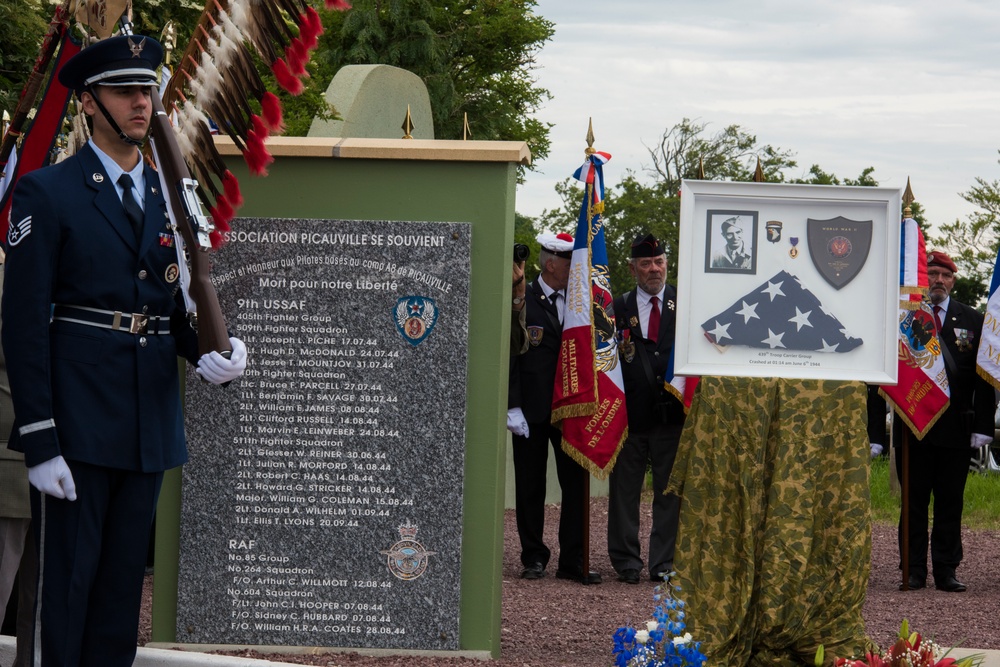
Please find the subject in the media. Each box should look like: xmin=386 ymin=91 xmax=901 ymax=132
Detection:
xmin=512 ymin=423 xmax=586 ymax=571
xmin=27 ymin=463 xmax=162 ymax=667
xmin=608 ymin=423 xmax=682 ymax=576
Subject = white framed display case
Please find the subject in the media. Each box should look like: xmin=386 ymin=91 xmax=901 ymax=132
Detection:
xmin=675 ymin=180 xmax=901 ymax=383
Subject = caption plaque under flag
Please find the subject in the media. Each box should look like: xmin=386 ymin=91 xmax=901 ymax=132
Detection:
xmin=806 ymin=216 xmax=872 ymax=290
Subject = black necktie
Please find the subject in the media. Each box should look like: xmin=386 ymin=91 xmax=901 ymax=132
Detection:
xmin=118 ymin=173 xmax=143 ymax=239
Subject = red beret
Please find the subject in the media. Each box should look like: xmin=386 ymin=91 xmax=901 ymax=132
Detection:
xmin=927 ymin=251 xmax=957 ymax=274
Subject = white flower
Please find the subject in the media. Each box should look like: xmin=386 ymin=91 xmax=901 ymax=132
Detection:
xmin=672 ymin=632 xmax=693 ymax=646
xmin=646 ymin=620 xmax=659 ymax=632
xmin=635 ymin=630 xmax=650 ymax=645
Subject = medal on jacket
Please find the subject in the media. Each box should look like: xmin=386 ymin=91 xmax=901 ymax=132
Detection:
xmin=618 ymin=329 xmax=635 ymax=363
xmin=954 ymin=328 xmax=973 ymax=352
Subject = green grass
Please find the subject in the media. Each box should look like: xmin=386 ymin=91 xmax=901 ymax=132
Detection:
xmin=869 ymin=455 xmax=1000 ymax=530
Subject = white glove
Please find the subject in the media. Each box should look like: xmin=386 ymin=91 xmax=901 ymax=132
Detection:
xmin=27 ymin=456 xmax=77 ymax=501
xmin=870 ymin=443 xmax=883 ymax=458
xmin=971 ymin=433 xmax=993 ymax=449
xmin=506 ymin=408 xmax=529 ymax=437
xmin=197 ymin=337 xmax=247 ymax=384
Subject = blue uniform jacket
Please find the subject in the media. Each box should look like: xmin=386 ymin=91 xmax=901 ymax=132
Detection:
xmin=1 ymin=143 xmax=199 ymax=472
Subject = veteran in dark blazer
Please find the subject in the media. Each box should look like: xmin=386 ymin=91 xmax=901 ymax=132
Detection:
xmin=1 ymin=36 xmax=245 ymax=666
xmin=506 ymin=232 xmax=596 ymax=583
xmin=873 ymin=251 xmax=995 ymax=593
xmin=608 ymin=234 xmax=686 ymax=584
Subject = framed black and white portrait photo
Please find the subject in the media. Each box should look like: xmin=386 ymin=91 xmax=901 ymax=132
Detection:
xmin=705 ymin=210 xmax=758 ymax=274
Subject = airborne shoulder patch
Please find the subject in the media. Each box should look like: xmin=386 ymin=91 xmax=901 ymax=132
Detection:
xmin=7 ymin=216 xmax=32 ymax=246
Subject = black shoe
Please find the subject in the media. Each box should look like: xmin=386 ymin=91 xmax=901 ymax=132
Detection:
xmin=555 ymin=567 xmax=602 ymax=584
xmin=521 ymin=562 xmax=545 ymax=580
xmin=934 ymin=575 xmax=967 ymax=592
xmin=898 ymin=575 xmax=925 ymax=591
xmin=617 ymin=568 xmax=640 ymax=584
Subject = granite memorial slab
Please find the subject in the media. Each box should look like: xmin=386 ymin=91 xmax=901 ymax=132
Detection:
xmin=177 ymin=218 xmax=470 ymax=650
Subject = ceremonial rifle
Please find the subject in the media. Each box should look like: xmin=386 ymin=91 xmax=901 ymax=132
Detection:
xmin=114 ymin=14 xmax=231 ymax=358
xmin=148 ymin=89 xmax=232 ymax=358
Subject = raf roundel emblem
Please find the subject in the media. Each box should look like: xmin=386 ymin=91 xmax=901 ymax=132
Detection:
xmin=164 ymin=263 xmax=179 ymax=284
xmin=394 ymin=296 xmax=437 ymax=346
xmin=380 ymin=522 xmax=436 ymax=581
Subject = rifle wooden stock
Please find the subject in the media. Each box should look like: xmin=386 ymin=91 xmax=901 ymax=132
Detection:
xmin=149 ymin=91 xmax=232 ymax=358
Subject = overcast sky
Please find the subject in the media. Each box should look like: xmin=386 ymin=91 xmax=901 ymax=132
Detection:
xmin=517 ymin=0 xmax=1000 ymax=233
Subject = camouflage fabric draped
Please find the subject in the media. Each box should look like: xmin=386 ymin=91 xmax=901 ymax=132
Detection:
xmin=665 ymin=377 xmax=873 ymax=666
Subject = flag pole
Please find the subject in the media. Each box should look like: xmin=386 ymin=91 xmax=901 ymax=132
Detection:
xmin=580 ymin=149 xmax=595 ymax=585
xmin=899 ymin=186 xmax=915 ymax=592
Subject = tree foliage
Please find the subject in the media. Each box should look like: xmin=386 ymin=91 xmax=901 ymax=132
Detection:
xmin=645 ymin=118 xmax=797 ymax=194
xmin=0 ymin=0 xmax=49 ymax=119
xmin=312 ymin=0 xmax=554 ymax=165
xmin=131 ymin=0 xmax=203 ymax=48
xmin=1 ymin=1 xmax=553 ymax=154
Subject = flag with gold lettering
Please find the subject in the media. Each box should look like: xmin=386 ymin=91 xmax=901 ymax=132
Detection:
xmin=977 ymin=245 xmax=1000 ymax=389
xmin=880 ymin=217 xmax=949 ymax=438
xmin=551 ymin=151 xmax=627 ymax=479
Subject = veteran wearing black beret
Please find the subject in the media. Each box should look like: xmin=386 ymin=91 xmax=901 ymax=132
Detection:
xmin=608 ymin=233 xmax=686 ymax=583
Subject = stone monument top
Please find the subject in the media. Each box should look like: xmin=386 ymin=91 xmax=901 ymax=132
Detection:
xmin=308 ymin=64 xmax=434 ymax=140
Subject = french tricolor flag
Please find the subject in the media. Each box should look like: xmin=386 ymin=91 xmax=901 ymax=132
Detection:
xmin=551 ymin=151 xmax=628 ymax=478
xmin=881 ymin=216 xmax=949 ymax=438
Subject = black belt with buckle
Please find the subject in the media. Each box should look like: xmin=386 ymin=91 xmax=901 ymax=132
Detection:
xmin=52 ymin=305 xmax=170 ymax=335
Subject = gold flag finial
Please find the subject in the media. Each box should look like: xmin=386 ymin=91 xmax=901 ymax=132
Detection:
xmin=401 ymin=105 xmax=414 ymax=139
xmin=698 ymin=156 xmax=705 ymax=180
xmin=585 ymin=117 xmax=596 ymax=155
xmin=462 ymin=113 xmax=471 ymax=140
xmin=902 ymin=177 xmax=915 ymax=218
xmin=753 ymin=157 xmax=765 ymax=183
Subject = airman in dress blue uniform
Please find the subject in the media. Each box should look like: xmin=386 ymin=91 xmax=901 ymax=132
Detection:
xmin=1 ymin=35 xmax=246 ymax=666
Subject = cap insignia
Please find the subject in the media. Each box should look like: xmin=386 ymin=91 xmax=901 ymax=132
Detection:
xmin=128 ymin=37 xmax=145 ymax=58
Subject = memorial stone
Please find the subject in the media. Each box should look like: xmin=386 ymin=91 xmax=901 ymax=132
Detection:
xmin=177 ymin=217 xmax=470 ymax=650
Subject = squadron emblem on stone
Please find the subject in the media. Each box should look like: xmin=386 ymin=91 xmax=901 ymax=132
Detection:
xmin=381 ymin=521 xmax=436 ymax=581
xmin=394 ymin=296 xmax=437 ymax=346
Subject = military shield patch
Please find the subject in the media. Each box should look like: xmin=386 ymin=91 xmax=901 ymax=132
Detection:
xmin=394 ymin=296 xmax=437 ymax=346
xmin=527 ymin=326 xmax=544 ymax=347
xmin=807 ymin=216 xmax=872 ymax=290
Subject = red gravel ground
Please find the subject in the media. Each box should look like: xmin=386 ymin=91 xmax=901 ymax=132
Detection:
xmin=140 ymin=497 xmax=1000 ymax=665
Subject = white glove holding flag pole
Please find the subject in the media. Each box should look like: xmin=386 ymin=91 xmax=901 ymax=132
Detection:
xmin=27 ymin=455 xmax=77 ymax=501
xmin=870 ymin=443 xmax=883 ymax=458
xmin=197 ymin=337 xmax=247 ymax=384
xmin=971 ymin=433 xmax=993 ymax=449
xmin=506 ymin=408 xmax=529 ymax=438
